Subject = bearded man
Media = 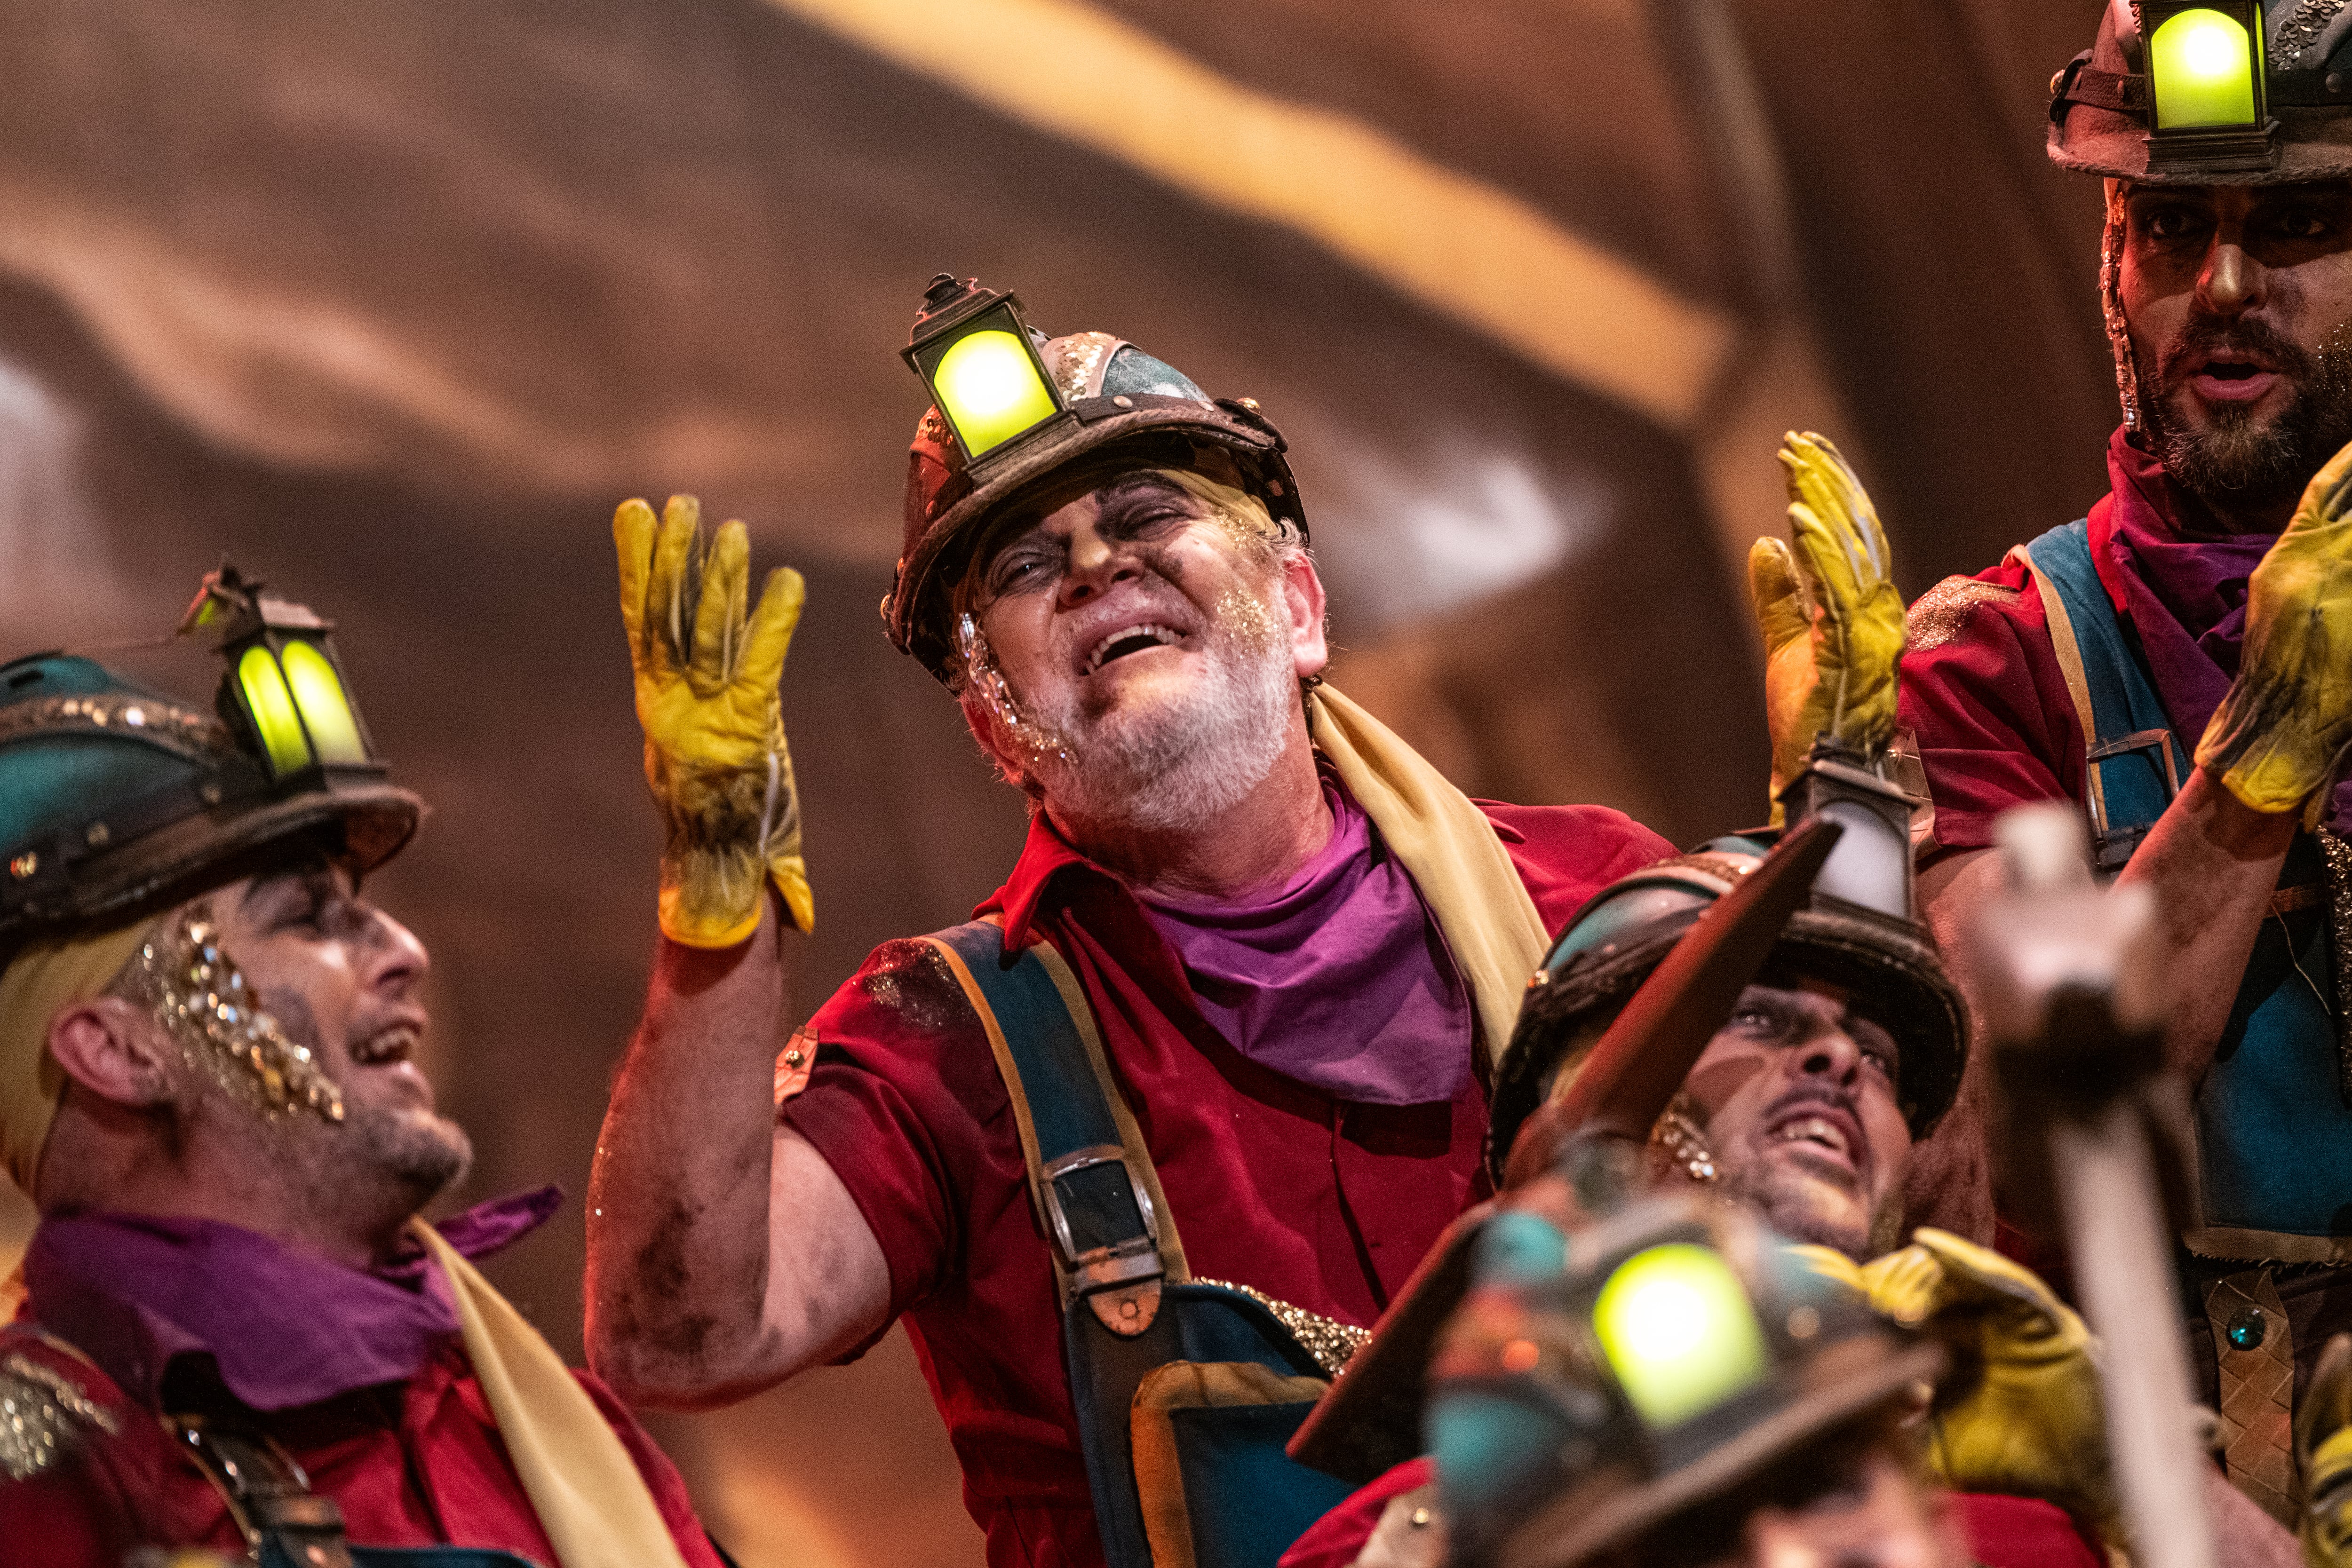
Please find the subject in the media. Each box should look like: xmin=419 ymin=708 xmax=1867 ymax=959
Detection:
xmin=0 ymin=568 xmax=723 ymax=1568
xmin=582 ymin=281 xmax=1670 ymax=1568
xmin=1897 ymin=6 xmax=2352 ymax=1517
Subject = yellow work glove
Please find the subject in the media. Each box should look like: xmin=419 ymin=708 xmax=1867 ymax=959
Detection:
xmin=1861 ymin=1229 xmax=2116 ymax=1541
xmin=2197 ymin=439 xmax=2352 ymax=818
xmin=614 ymin=495 xmax=812 ymax=947
xmin=2297 ymin=1334 xmax=2352 ymax=1568
xmin=1750 ymin=432 xmax=1908 ymax=824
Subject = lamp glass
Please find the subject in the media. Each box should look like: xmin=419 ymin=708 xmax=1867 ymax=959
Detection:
xmin=930 ymin=328 xmax=1059 ymax=459
xmin=1592 ymin=1243 xmax=1770 ymax=1429
xmin=281 ymin=640 xmax=368 ymax=766
xmin=237 ymin=646 xmax=314 ymax=777
xmin=2150 ymin=8 xmax=2260 ymax=129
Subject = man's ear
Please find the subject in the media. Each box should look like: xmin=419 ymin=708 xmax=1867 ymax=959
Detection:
xmin=47 ymin=997 xmax=180 ymax=1110
xmin=1281 ymin=554 xmax=1329 ymax=681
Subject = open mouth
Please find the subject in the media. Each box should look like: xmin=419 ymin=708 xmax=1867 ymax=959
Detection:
xmin=1762 ymin=1100 xmax=1865 ymax=1179
xmin=2185 ymin=351 xmax=2280 ymax=402
xmin=1080 ymin=623 xmax=1189 ymax=676
xmin=350 ymin=1022 xmax=422 ymax=1066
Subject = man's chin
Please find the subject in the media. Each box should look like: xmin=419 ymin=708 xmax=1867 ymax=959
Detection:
xmin=1738 ymin=1166 xmax=1874 ymax=1260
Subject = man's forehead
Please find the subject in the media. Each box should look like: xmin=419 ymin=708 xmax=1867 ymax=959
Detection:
xmin=2122 ymin=176 xmax=2352 ymax=207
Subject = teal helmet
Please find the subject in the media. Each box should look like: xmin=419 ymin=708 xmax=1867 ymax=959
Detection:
xmin=1429 ymin=1196 xmax=1942 ymax=1568
xmin=1485 ymin=832 xmax=1969 ymax=1188
xmin=885 ymin=276 xmax=1306 ymax=682
xmin=0 ymin=567 xmax=421 ymax=950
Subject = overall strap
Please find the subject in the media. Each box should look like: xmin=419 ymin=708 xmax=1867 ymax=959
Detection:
xmin=2013 ymin=520 xmax=2187 ymax=871
xmin=923 ymin=921 xmax=1190 ymax=1336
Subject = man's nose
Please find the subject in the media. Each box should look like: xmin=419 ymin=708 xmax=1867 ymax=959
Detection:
xmin=360 ymin=906 xmax=431 ymax=991
xmin=1741 ymin=1511 xmax=1827 ymax=1568
xmin=1057 ymin=523 xmax=1139 ymax=610
xmin=2198 ymin=235 xmax=2267 ymax=317
xmin=1795 ymin=1020 xmax=1864 ymax=1086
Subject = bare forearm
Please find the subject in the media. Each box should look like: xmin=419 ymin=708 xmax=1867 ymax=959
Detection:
xmin=586 ymin=895 xmax=791 ymax=1401
xmin=2117 ymin=767 xmax=2297 ymax=1083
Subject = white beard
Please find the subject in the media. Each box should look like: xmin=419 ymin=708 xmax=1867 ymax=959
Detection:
xmin=1013 ymin=586 xmax=1297 ymax=835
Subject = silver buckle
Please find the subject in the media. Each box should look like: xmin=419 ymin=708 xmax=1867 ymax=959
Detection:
xmin=2086 ymin=728 xmax=2180 ymax=871
xmin=1039 ymin=1144 xmax=1164 ymax=1295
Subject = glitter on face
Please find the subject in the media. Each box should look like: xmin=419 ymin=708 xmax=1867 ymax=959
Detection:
xmin=956 ymin=612 xmax=1075 ymax=771
xmin=131 ymin=901 xmax=345 ymax=1125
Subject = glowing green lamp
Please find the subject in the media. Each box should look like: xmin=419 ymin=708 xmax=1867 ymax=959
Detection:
xmin=902 ymin=274 xmax=1073 ymax=474
xmin=2142 ymin=1 xmax=2276 ymax=172
xmin=1590 ymin=1243 xmax=1771 ymax=1429
xmin=183 ymin=564 xmax=382 ymax=784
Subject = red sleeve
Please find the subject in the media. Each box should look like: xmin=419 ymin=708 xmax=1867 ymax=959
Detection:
xmin=1477 ymin=802 xmax=1677 ymax=936
xmin=571 ymin=1368 xmax=728 ymax=1568
xmin=1899 ymin=562 xmax=2087 ymax=855
xmin=1954 ymin=1492 xmax=2106 ymax=1568
xmin=1278 ymin=1456 xmax=1436 ymax=1568
xmin=778 ymin=937 xmax=1004 ymax=1345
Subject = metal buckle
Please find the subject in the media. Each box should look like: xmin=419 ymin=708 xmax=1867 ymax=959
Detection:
xmin=1039 ymin=1144 xmax=1164 ymax=1296
xmin=2086 ymin=728 xmax=2181 ymax=871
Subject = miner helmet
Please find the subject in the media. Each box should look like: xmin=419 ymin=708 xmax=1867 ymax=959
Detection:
xmin=1430 ymin=1195 xmax=1943 ymax=1568
xmin=1485 ymin=759 xmax=1969 ymax=1188
xmin=882 ymin=274 xmax=1308 ymax=682
xmin=2050 ymin=0 xmax=2352 ymax=183
xmin=0 ymin=564 xmax=422 ymax=951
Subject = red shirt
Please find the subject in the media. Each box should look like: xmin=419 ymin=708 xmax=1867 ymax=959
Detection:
xmin=781 ymin=797 xmax=1669 ymax=1568
xmin=1276 ymin=1457 xmax=2107 ymax=1568
xmin=0 ymin=1323 xmax=723 ymax=1568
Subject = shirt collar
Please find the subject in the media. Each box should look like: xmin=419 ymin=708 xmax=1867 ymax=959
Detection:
xmin=976 ymin=811 xmax=1099 ymax=954
xmin=20 ymin=1185 xmax=560 ymax=1411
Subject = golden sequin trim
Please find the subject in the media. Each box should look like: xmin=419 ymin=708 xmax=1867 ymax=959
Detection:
xmin=132 ymin=903 xmax=345 ymax=1124
xmin=1194 ymin=1278 xmax=1372 ymax=1379
xmin=2277 ymin=0 xmax=2350 ymax=60
xmin=1045 ymin=332 xmax=1116 ymax=402
xmin=0 ymin=693 xmax=234 ymax=761
xmin=2319 ymin=829 xmax=2352 ymax=1102
xmin=0 ymin=1352 xmax=119 ymax=1481
xmin=1907 ymin=577 xmax=2019 ymax=655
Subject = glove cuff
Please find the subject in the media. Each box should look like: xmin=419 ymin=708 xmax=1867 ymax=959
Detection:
xmin=2197 ymin=680 xmax=2330 ymax=815
xmin=770 ymin=856 xmax=815 ymax=935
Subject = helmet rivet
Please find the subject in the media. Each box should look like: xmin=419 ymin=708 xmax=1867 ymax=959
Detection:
xmin=8 ymin=852 xmax=35 ymax=879
xmin=84 ymin=822 xmax=110 ymax=847
xmin=1237 ymin=396 xmax=1261 ymax=412
xmin=1111 ymin=394 xmax=1133 ymax=409
xmin=199 ymin=783 xmax=223 ymax=806
xmin=2331 ymin=71 xmax=2346 ymax=93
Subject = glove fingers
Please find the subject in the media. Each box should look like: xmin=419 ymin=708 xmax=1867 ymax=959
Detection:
xmin=739 ymin=565 xmax=807 ymax=699
xmin=653 ymin=496 xmax=703 ymax=665
xmin=614 ymin=498 xmax=659 ymax=657
xmin=1748 ymin=537 xmax=1813 ymax=650
xmin=691 ymin=520 xmax=752 ymax=689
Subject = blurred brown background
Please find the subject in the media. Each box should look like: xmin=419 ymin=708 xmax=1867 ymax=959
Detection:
xmin=0 ymin=2 xmax=2117 ymax=1561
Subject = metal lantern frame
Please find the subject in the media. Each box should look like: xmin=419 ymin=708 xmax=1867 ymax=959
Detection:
xmin=901 ymin=274 xmax=1077 ymax=476
xmin=185 ymin=566 xmax=386 ymax=788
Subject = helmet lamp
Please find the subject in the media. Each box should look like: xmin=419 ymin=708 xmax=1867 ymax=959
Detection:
xmin=2143 ymin=2 xmax=2277 ymax=172
xmin=902 ymin=274 xmax=1073 ymax=473
xmin=184 ymin=564 xmax=383 ymax=785
xmin=1590 ymin=1242 xmax=1771 ymax=1430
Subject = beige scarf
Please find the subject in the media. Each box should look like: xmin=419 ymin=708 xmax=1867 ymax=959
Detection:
xmin=1309 ymin=683 xmax=1550 ymax=1069
xmin=412 ymin=1222 xmax=691 ymax=1568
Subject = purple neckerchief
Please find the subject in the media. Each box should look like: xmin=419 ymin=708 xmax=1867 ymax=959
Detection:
xmin=1134 ymin=770 xmax=1473 ymax=1106
xmin=20 ymin=1185 xmax=561 ymax=1412
xmin=2092 ymin=427 xmax=2352 ymax=826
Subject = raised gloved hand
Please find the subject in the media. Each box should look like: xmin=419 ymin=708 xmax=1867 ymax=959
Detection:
xmin=2297 ymin=1333 xmax=2352 ymax=1568
xmin=2197 ymin=438 xmax=2352 ymax=819
xmin=615 ymin=495 xmax=811 ymax=947
xmin=1861 ymin=1228 xmax=2115 ymax=1541
xmin=1750 ymin=432 xmax=1908 ymax=823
